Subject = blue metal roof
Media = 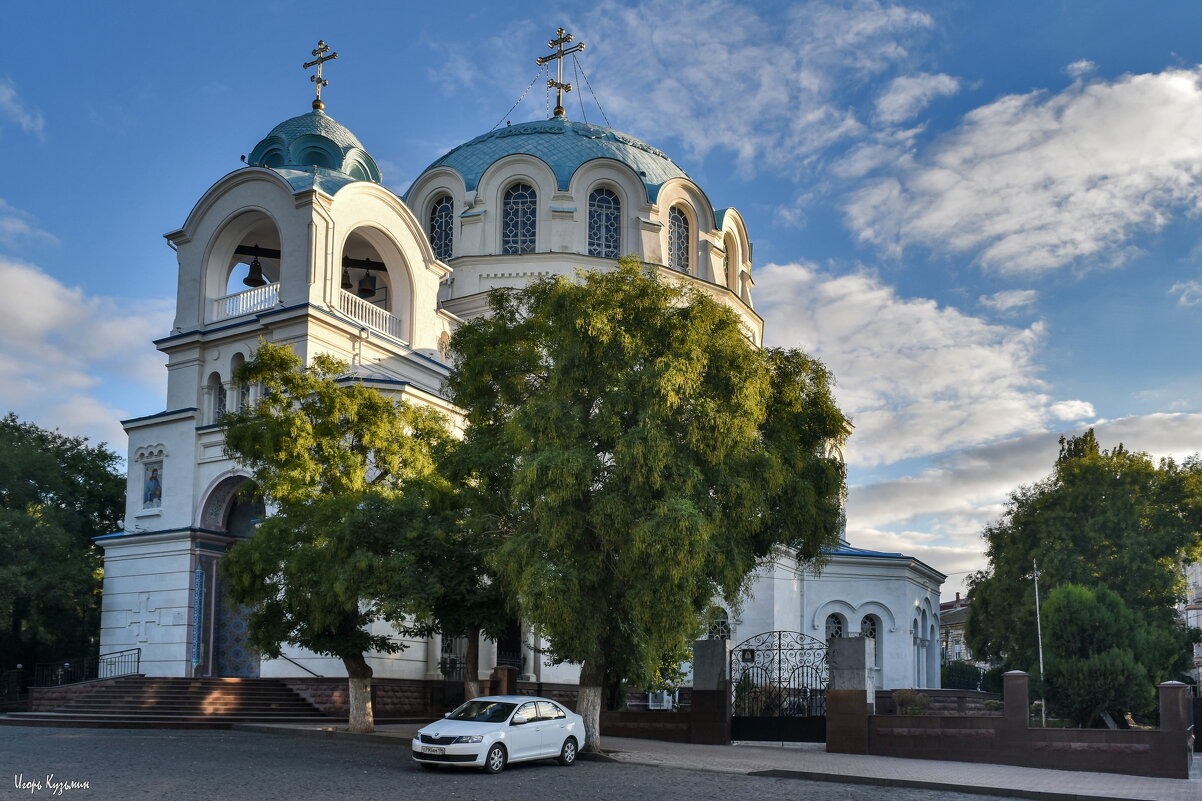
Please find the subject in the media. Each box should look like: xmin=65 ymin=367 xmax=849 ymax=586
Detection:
xmin=248 ymin=110 xmax=381 ymax=183
xmin=408 ymin=117 xmax=690 ymax=203
xmin=824 ymin=544 xmax=908 ymax=559
xmin=264 ymin=110 xmax=366 ymax=151
xmin=272 ymin=167 xmax=358 ymax=195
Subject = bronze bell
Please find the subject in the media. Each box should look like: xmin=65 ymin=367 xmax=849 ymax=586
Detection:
xmin=356 ymin=273 xmax=376 ymax=298
xmin=242 ymin=256 xmax=267 ymax=288
xmin=341 ymin=267 xmax=353 ymax=291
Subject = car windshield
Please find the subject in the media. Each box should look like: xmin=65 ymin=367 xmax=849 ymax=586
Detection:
xmin=446 ymin=700 xmax=517 ymax=723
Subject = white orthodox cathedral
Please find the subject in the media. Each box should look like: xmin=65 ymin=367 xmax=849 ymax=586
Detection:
xmin=97 ymin=37 xmax=943 ymax=695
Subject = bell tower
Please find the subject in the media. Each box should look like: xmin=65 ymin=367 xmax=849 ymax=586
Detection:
xmin=96 ymin=44 xmax=456 ymax=677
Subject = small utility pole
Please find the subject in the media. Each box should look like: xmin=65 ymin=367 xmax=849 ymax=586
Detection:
xmin=1032 ymin=559 xmax=1047 ymax=727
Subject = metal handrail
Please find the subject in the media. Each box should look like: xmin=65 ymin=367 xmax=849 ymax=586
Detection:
xmin=31 ymin=648 xmax=141 ymax=687
xmin=277 ymin=653 xmax=322 ymax=677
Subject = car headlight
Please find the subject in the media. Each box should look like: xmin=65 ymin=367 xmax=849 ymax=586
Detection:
xmin=452 ymin=735 xmax=484 ymax=744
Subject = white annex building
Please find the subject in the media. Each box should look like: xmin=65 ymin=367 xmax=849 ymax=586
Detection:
xmin=96 ymin=37 xmax=943 ymax=694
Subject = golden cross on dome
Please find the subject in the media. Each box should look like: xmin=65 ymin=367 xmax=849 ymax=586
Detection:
xmin=303 ymin=40 xmax=339 ymax=110
xmin=536 ymin=28 xmax=585 ymax=118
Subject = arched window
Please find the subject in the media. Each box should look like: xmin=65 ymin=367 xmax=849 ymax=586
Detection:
xmin=668 ymin=206 xmax=690 ymax=273
xmin=860 ymin=615 xmax=878 ymax=641
xmin=502 ymin=183 xmax=537 ymax=254
xmin=230 ymin=354 xmax=249 ymax=412
xmin=429 ymin=194 xmax=454 ymax=261
xmin=588 ymin=187 xmax=620 ymax=258
xmin=825 ymin=614 xmax=844 ymax=641
xmin=707 ymin=607 xmax=731 ymax=640
xmin=208 ymin=372 xmax=226 ymax=424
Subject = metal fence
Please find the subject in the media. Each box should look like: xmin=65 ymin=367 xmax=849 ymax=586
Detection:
xmin=31 ymin=648 xmax=141 ymax=687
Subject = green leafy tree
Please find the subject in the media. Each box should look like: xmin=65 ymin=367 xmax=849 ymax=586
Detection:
xmin=220 ymin=342 xmax=452 ymax=732
xmin=364 ymin=467 xmax=512 ymax=699
xmin=0 ymin=414 xmax=123 ymax=671
xmin=447 ymin=260 xmax=848 ymax=749
xmin=967 ymin=430 xmax=1202 ymax=722
xmin=1041 ymin=583 xmax=1154 ymax=726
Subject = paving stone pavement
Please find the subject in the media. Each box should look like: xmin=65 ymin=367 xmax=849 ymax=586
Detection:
xmin=2 ymin=726 xmax=1018 ymax=801
xmin=236 ymin=722 xmax=1202 ymax=801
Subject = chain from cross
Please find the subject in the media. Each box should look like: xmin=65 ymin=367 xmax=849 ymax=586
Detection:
xmin=303 ymin=40 xmax=339 ymax=111
xmin=536 ymin=28 xmax=585 ymax=117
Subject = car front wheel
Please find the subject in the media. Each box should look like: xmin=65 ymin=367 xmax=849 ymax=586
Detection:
xmin=557 ymin=737 xmax=577 ymax=766
xmin=484 ymin=743 xmax=507 ymax=774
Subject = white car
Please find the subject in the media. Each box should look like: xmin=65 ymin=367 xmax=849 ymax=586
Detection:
xmin=412 ymin=695 xmax=583 ymax=774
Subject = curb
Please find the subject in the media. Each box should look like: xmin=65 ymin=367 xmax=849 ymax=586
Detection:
xmin=747 ymin=769 xmax=1156 ymax=801
xmin=232 ymin=723 xmax=411 ymax=746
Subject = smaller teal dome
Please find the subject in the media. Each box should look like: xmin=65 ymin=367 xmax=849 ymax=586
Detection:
xmin=248 ymin=110 xmax=381 ymax=183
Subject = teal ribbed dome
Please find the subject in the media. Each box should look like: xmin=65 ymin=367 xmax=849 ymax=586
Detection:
xmin=248 ymin=110 xmax=381 ymax=183
xmin=407 ymin=117 xmax=689 ymax=202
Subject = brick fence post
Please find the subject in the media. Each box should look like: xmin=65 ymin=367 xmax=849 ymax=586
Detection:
xmin=826 ymin=637 xmax=874 ymax=754
xmin=1156 ymin=681 xmax=1192 ymax=780
xmin=689 ymin=638 xmax=730 ymax=744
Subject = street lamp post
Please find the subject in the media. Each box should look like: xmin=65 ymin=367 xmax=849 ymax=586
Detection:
xmin=1033 ymin=559 xmax=1047 ymax=728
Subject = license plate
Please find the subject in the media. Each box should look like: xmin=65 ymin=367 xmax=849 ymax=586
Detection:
xmin=421 ymin=746 xmax=445 ymax=755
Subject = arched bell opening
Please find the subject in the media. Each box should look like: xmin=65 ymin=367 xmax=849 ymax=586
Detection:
xmin=336 ymin=226 xmax=413 ymax=343
xmin=207 ymin=210 xmax=283 ymax=323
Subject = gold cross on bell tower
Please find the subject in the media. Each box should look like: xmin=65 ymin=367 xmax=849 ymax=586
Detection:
xmin=536 ymin=28 xmax=585 ymax=118
xmin=304 ymin=40 xmax=339 ymax=111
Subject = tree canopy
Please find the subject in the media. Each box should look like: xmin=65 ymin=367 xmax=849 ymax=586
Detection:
xmin=0 ymin=414 xmax=123 ymax=670
xmin=220 ymin=342 xmax=453 ymax=732
xmin=446 ymin=259 xmax=848 ymax=748
xmin=966 ymin=429 xmax=1202 ymax=721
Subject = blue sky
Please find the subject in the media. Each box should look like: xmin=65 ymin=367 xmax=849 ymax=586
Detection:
xmin=4 ymin=0 xmax=1202 ymax=596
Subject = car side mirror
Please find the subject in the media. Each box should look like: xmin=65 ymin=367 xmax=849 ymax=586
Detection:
xmin=510 ymin=715 xmax=528 ymax=726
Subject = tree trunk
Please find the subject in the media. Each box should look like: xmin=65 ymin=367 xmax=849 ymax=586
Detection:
xmin=577 ymin=658 xmax=605 ymax=752
xmin=463 ymin=628 xmax=481 ymax=700
xmin=343 ymin=653 xmax=374 ymax=734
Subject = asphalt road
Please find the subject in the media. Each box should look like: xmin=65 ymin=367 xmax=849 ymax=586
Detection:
xmin=2 ymin=727 xmax=1017 ymax=801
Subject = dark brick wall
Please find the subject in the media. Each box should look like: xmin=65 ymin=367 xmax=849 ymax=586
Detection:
xmin=830 ymin=672 xmax=1192 ymax=780
xmin=280 ymin=678 xmax=435 ymax=716
xmin=600 ymin=710 xmax=691 ymax=742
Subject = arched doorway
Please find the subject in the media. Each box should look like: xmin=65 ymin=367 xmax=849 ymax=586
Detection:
xmin=197 ymin=476 xmax=264 ymax=678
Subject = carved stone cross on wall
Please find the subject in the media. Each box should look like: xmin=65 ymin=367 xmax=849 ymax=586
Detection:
xmin=128 ymin=593 xmax=157 ymax=643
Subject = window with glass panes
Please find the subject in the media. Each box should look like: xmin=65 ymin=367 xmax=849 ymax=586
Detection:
xmin=588 ymin=188 xmax=620 ymax=257
xmin=429 ymin=195 xmax=453 ymax=261
xmin=502 ymin=183 xmax=537 ymax=254
xmin=668 ymin=206 xmax=689 ymax=272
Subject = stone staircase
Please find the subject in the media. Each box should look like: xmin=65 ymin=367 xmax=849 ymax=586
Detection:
xmin=0 ymin=676 xmax=336 ymax=729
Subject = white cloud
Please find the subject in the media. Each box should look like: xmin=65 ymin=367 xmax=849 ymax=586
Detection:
xmin=846 ymin=67 xmax=1202 ymax=274
xmin=577 ymin=0 xmax=936 ymax=171
xmin=756 ymin=261 xmax=1074 ymax=467
xmin=1065 ymin=59 xmax=1097 ymax=78
xmin=1171 ymin=279 xmax=1202 ymax=305
xmin=1048 ymin=400 xmax=1095 ymax=421
xmin=874 ymin=72 xmax=960 ymax=124
xmin=0 ymin=258 xmax=170 ymax=448
xmin=0 ymin=199 xmax=57 ymax=247
xmin=845 ymin=412 xmax=1202 ymax=589
xmin=0 ymin=76 xmax=45 ymax=139
xmin=978 ymin=289 xmax=1038 ymax=313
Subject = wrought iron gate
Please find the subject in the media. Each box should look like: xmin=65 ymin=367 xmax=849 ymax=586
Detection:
xmin=730 ymin=631 xmax=828 ymax=742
